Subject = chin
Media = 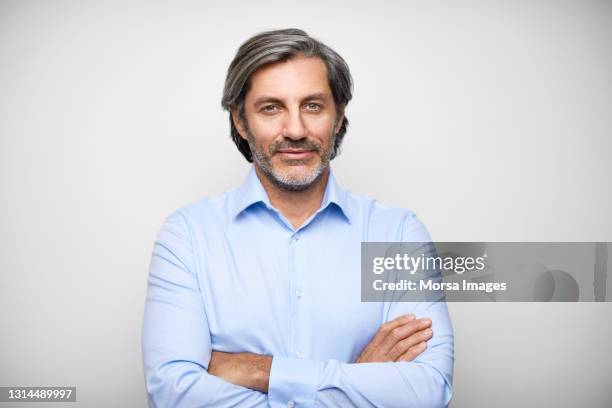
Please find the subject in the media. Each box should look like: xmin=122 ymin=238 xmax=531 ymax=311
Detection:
xmin=279 ymin=171 xmax=315 ymax=183
xmin=274 ymin=160 xmax=316 ymax=176
xmin=270 ymin=165 xmax=326 ymax=190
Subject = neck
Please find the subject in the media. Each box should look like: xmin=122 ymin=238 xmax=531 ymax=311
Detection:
xmin=254 ymin=165 xmax=330 ymax=229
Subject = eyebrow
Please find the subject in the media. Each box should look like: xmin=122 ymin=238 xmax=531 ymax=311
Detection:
xmin=252 ymin=92 xmax=331 ymax=107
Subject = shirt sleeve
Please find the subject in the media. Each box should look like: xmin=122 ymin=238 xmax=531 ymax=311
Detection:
xmin=141 ymin=212 xmax=268 ymax=407
xmin=267 ymin=213 xmax=454 ymax=408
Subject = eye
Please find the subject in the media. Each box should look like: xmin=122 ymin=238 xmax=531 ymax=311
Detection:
xmin=304 ymin=102 xmax=321 ymax=112
xmin=261 ymin=104 xmax=280 ymax=113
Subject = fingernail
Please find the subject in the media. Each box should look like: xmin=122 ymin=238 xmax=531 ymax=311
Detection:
xmin=405 ymin=314 xmax=415 ymax=320
xmin=424 ymin=329 xmax=433 ymax=336
xmin=421 ymin=318 xmax=431 ymax=324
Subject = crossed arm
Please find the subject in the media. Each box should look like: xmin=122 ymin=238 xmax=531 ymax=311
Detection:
xmin=142 ymin=213 xmax=454 ymax=407
xmin=204 ymin=306 xmax=453 ymax=408
xmin=208 ymin=314 xmax=434 ymax=393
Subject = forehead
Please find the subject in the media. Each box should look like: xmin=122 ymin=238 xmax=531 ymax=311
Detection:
xmin=246 ymin=55 xmax=332 ymax=100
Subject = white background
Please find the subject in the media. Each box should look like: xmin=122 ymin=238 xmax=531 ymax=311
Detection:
xmin=1 ymin=0 xmax=611 ymax=406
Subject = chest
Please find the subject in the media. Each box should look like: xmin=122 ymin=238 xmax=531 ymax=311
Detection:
xmin=195 ymin=225 xmax=384 ymax=361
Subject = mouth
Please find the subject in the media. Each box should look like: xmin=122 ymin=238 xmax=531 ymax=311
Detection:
xmin=276 ymin=149 xmax=315 ymax=160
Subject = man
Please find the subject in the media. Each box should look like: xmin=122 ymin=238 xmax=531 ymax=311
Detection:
xmin=142 ymin=28 xmax=454 ymax=407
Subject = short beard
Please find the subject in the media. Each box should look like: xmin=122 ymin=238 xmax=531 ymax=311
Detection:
xmin=244 ymin=126 xmax=335 ymax=192
xmin=256 ymin=153 xmax=327 ymax=192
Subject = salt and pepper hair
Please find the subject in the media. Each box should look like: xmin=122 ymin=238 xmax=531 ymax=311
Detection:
xmin=221 ymin=28 xmax=353 ymax=162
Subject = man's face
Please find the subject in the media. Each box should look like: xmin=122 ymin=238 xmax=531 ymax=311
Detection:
xmin=233 ymin=55 xmax=344 ymax=191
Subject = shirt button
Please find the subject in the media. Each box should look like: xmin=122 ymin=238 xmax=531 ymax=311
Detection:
xmin=293 ymin=235 xmax=299 ymax=241
xmin=287 ymin=401 xmax=296 ymax=408
xmin=296 ymin=290 xmax=303 ymax=299
xmin=295 ymin=351 xmax=303 ymax=358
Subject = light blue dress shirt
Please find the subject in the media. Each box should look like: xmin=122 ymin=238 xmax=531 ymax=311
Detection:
xmin=142 ymin=166 xmax=454 ymax=407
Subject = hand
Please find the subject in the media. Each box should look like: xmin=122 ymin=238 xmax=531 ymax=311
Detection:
xmin=355 ymin=314 xmax=433 ymax=363
xmin=207 ymin=351 xmax=272 ymax=393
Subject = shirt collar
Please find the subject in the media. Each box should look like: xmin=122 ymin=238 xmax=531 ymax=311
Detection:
xmin=230 ymin=166 xmax=352 ymax=223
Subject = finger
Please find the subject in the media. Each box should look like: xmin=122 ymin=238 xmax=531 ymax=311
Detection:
xmin=398 ymin=341 xmax=427 ymax=362
xmin=368 ymin=314 xmax=416 ymax=347
xmin=386 ymin=328 xmax=433 ymax=361
xmin=379 ymin=317 xmax=431 ymax=354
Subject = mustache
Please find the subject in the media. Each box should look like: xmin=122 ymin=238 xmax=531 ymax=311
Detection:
xmin=271 ymin=139 xmax=321 ymax=153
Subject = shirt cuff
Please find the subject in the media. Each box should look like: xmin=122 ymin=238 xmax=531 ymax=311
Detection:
xmin=268 ymin=355 xmax=320 ymax=408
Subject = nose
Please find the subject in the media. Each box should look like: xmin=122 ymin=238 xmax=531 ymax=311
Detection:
xmin=282 ymin=109 xmax=307 ymax=140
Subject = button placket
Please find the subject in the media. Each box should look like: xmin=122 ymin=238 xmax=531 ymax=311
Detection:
xmin=288 ymin=232 xmax=300 ymax=360
xmin=289 ymin=231 xmax=305 ymax=361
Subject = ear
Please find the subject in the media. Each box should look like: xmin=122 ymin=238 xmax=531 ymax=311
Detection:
xmin=231 ymin=106 xmax=248 ymax=140
xmin=334 ymin=107 xmax=345 ymax=135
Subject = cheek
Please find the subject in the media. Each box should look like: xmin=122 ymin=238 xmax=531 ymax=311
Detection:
xmin=248 ymin=117 xmax=284 ymax=141
xmin=304 ymin=114 xmax=336 ymax=136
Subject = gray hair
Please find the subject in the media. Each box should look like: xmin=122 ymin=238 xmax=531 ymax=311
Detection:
xmin=221 ymin=28 xmax=353 ymax=162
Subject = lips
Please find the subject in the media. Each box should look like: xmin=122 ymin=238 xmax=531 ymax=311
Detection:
xmin=276 ymin=149 xmax=314 ymax=160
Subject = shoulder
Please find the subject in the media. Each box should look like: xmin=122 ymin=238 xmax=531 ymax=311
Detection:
xmin=162 ymin=190 xmax=234 ymax=234
xmin=344 ymin=190 xmax=433 ymax=242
